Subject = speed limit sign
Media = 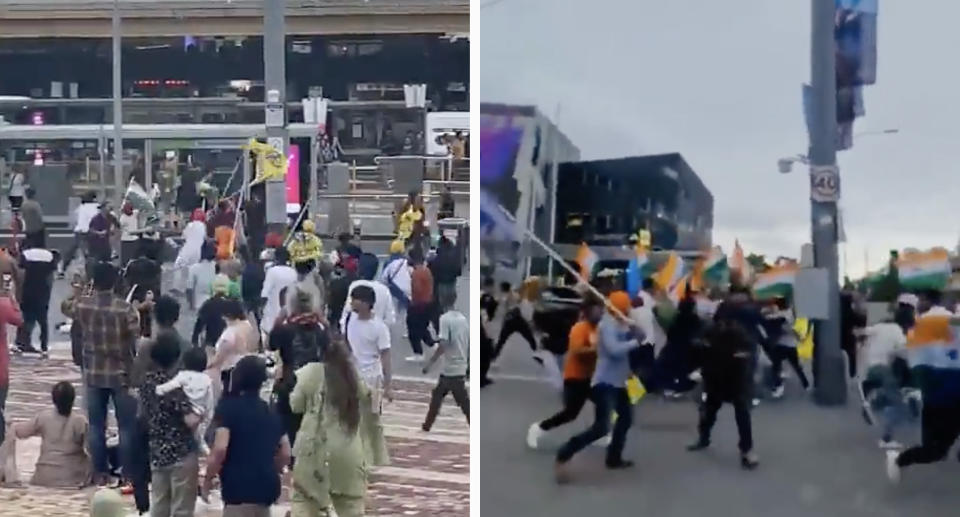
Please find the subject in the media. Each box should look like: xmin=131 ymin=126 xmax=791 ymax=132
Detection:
xmin=810 ymin=165 xmax=840 ymax=202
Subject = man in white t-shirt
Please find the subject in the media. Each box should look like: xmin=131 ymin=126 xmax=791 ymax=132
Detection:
xmin=630 ymin=278 xmax=666 ymax=350
xmin=341 ymin=260 xmax=396 ymax=327
xmin=343 ymin=284 xmax=392 ymax=466
xmin=59 ymin=194 xmax=102 ymax=276
xmin=860 ymin=313 xmax=910 ymax=449
xmin=421 ymin=289 xmax=469 ymax=431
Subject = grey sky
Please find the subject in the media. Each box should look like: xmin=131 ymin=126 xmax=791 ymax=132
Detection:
xmin=479 ymin=0 xmax=960 ymax=278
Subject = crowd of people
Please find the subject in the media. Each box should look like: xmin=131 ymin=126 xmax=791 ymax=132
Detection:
xmin=481 ymin=270 xmax=959 ymax=485
xmin=0 ymin=182 xmax=470 ymax=516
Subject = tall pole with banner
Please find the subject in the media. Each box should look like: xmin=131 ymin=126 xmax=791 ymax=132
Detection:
xmin=810 ymin=0 xmax=847 ymax=405
xmin=263 ymin=0 xmax=288 ymax=229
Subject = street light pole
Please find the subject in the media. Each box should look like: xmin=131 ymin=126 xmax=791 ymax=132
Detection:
xmin=112 ymin=0 xmax=123 ymax=205
xmin=810 ymin=0 xmax=847 ymax=405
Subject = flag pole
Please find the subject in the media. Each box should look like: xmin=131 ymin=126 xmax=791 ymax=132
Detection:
xmin=521 ymin=227 xmax=628 ymax=321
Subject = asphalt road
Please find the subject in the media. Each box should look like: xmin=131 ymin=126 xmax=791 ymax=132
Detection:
xmin=480 ymin=332 xmax=960 ymax=517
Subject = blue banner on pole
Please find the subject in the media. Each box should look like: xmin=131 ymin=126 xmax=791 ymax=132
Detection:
xmin=835 ymin=0 xmax=878 ymax=86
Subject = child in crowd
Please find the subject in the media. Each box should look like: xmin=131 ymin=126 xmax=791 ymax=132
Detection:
xmin=421 ymin=289 xmax=470 ymax=431
xmin=155 ymin=348 xmax=215 ymax=455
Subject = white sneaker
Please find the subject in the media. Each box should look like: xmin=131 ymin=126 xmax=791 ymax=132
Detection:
xmin=688 ymin=370 xmax=702 ymax=382
xmin=526 ymin=422 xmax=544 ymax=449
xmin=886 ymin=450 xmax=901 ymax=483
xmin=752 ymin=398 xmax=761 ymax=407
xmin=771 ymin=385 xmax=785 ymax=399
xmin=879 ymin=439 xmax=903 ymax=450
xmin=405 ymin=354 xmax=424 ymax=363
xmin=592 ymin=434 xmax=612 ymax=447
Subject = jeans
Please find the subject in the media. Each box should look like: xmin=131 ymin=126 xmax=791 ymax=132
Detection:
xmin=16 ymin=303 xmax=49 ymax=352
xmin=556 ymin=384 xmax=632 ymax=465
xmin=897 ymin=402 xmax=960 ymax=467
xmin=423 ymin=375 xmax=469 ymax=430
xmin=698 ymin=393 xmax=753 ymax=453
xmin=540 ymin=379 xmax=592 ymax=431
xmin=406 ymin=304 xmax=433 ymax=355
xmin=151 ymin=452 xmax=199 ymax=517
xmin=86 ymin=385 xmax=138 ymax=477
xmin=863 ymin=365 xmax=907 ymax=441
xmin=61 ymin=231 xmax=88 ymax=273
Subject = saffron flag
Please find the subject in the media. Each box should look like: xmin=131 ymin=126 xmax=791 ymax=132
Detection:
xmin=654 ymin=252 xmax=685 ymax=292
xmin=575 ymin=242 xmax=598 ymax=281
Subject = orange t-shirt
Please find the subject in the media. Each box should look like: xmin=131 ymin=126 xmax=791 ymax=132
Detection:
xmin=563 ymin=320 xmax=598 ymax=380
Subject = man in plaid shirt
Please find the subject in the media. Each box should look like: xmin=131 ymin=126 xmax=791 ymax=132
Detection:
xmin=62 ymin=262 xmax=140 ymax=485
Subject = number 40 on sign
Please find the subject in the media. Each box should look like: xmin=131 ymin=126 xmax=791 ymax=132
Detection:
xmin=810 ymin=165 xmax=840 ymax=202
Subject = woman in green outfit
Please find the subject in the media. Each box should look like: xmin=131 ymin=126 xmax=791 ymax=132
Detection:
xmin=289 ymin=339 xmax=369 ymax=517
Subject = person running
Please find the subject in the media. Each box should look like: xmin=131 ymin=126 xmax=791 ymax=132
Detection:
xmin=555 ymin=291 xmax=642 ymax=483
xmin=654 ymin=291 xmax=704 ymax=397
xmin=429 ymin=236 xmax=461 ymax=316
xmin=204 ymin=355 xmax=291 ymax=516
xmin=687 ymin=285 xmax=760 ymax=470
xmin=186 ymin=242 xmax=217 ymax=312
xmin=406 ymin=247 xmax=435 ymax=362
xmin=342 ymin=285 xmax=391 ymax=466
xmin=479 ymin=277 xmax=498 ymax=388
xmin=527 ymin=296 xmax=603 ymax=449
xmin=62 ymin=262 xmax=139 ymax=487
xmin=494 ymin=279 xmax=539 ymax=361
xmin=859 ymin=303 xmax=911 ymax=450
xmin=174 ymin=208 xmax=207 ymax=294
xmin=124 ymin=238 xmax=162 ymax=339
xmin=766 ymin=296 xmax=810 ymax=398
xmin=7 ymin=168 xmax=26 ymax=211
xmin=10 ymin=381 xmax=91 ymax=488
xmin=59 ymin=192 xmax=100 ymax=278
xmin=87 ymin=201 xmax=116 ymax=266
xmin=15 ymin=244 xmax=57 ymax=358
xmin=379 ymin=239 xmax=411 ymax=319
xmin=421 ymin=289 xmax=470 ymax=431
xmin=261 ymin=247 xmax=297 ymax=336
xmin=290 ymin=340 xmax=368 ymax=517
xmin=886 ymin=289 xmax=960 ymax=483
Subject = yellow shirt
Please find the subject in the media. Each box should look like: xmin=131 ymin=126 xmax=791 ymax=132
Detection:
xmin=397 ymin=208 xmax=423 ymax=240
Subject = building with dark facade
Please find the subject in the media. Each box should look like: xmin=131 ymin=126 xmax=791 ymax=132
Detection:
xmin=555 ymin=153 xmax=713 ymax=253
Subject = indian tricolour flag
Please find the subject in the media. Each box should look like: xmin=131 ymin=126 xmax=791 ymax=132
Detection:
xmin=702 ymin=246 xmax=728 ymax=286
xmin=575 ymin=242 xmax=599 ymax=281
xmin=655 ymin=252 xmax=686 ymax=292
xmin=753 ymin=264 xmax=798 ymax=300
xmin=898 ymin=248 xmax=952 ymax=290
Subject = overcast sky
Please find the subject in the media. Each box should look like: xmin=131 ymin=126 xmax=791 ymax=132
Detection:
xmin=478 ymin=0 xmax=960 ymax=278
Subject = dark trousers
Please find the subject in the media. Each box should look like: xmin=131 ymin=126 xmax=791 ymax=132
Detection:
xmin=61 ymin=231 xmax=87 ymax=272
xmin=540 ymin=379 xmax=592 ymax=431
xmin=423 ymin=375 xmax=469 ymax=430
xmin=130 ymin=417 xmax=152 ymax=513
xmin=495 ymin=310 xmax=536 ymax=357
xmin=24 ymin=230 xmax=45 ymax=249
xmin=480 ymin=333 xmax=494 ymax=385
xmin=0 ymin=385 xmax=7 ymax=445
xmin=556 ymin=384 xmax=632 ymax=465
xmin=698 ymin=393 xmax=754 ymax=453
xmin=16 ymin=303 xmax=49 ymax=352
xmin=842 ymin=342 xmax=858 ymax=378
xmin=771 ymin=345 xmax=810 ymax=389
xmin=653 ymin=344 xmax=696 ymax=393
xmin=406 ymin=304 xmax=433 ymax=355
xmin=897 ymin=402 xmax=960 ymax=467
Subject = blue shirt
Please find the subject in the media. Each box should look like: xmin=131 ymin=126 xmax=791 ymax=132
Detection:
xmin=592 ymin=315 xmax=643 ymax=388
xmin=216 ymin=394 xmax=284 ymax=506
